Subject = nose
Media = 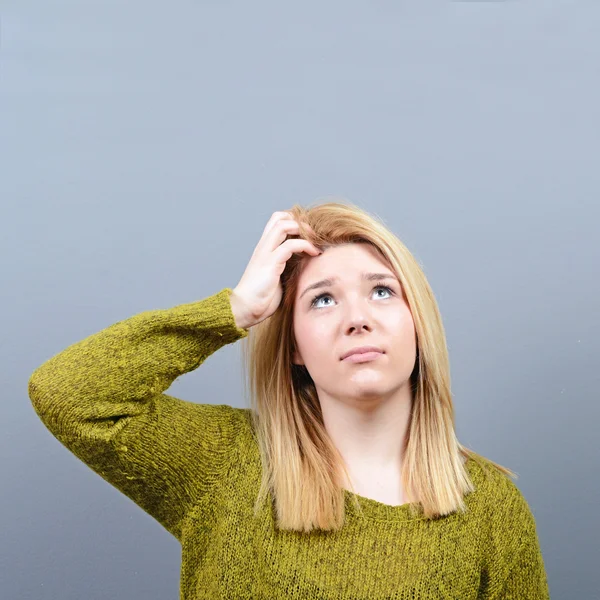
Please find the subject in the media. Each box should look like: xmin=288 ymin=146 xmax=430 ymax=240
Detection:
xmin=345 ymin=310 xmax=373 ymax=334
xmin=343 ymin=294 xmax=375 ymax=334
xmin=347 ymin=321 xmax=372 ymax=334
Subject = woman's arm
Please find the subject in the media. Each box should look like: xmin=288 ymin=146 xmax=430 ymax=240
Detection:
xmin=487 ymin=523 xmax=550 ymax=599
xmin=479 ymin=479 xmax=550 ymax=599
xmin=28 ymin=287 xmax=249 ymax=540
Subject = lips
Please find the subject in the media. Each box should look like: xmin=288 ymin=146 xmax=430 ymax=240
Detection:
xmin=340 ymin=346 xmax=384 ymax=360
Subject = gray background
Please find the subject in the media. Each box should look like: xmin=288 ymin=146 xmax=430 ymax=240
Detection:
xmin=2 ymin=1 xmax=599 ymax=598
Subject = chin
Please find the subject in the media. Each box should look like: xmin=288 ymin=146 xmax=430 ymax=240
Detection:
xmin=349 ymin=385 xmax=391 ymax=398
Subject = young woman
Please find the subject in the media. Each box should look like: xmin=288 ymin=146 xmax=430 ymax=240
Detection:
xmin=28 ymin=201 xmax=550 ymax=599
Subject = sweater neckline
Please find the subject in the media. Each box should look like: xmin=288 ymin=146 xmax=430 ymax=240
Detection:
xmin=343 ymin=455 xmax=474 ymax=523
xmin=239 ymin=409 xmax=477 ymax=524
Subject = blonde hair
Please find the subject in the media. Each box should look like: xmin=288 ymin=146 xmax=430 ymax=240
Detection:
xmin=240 ymin=198 xmax=515 ymax=532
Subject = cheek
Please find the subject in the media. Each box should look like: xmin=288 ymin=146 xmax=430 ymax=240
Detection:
xmin=295 ymin=324 xmax=332 ymax=362
xmin=390 ymin=310 xmax=417 ymax=348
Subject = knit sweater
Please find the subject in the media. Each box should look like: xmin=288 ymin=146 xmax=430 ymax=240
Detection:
xmin=28 ymin=287 xmax=550 ymax=599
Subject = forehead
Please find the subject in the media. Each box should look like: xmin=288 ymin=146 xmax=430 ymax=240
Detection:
xmin=297 ymin=243 xmax=394 ymax=285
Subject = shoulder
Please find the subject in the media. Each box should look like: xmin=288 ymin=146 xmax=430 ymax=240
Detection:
xmin=224 ymin=406 xmax=258 ymax=452
xmin=465 ymin=452 xmax=539 ymax=541
xmin=464 ymin=454 xmax=548 ymax=595
xmin=170 ymin=399 xmax=241 ymax=428
xmin=465 ymin=452 xmax=529 ymax=507
xmin=161 ymin=399 xmax=247 ymax=448
xmin=228 ymin=405 xmax=254 ymax=431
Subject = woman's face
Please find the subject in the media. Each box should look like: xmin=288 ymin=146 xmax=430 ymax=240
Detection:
xmin=292 ymin=243 xmax=418 ymax=408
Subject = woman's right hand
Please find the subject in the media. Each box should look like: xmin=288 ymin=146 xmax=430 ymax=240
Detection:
xmin=230 ymin=211 xmax=321 ymax=329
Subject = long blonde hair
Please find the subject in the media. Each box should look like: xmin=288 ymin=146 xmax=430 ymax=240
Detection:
xmin=240 ymin=198 xmax=515 ymax=532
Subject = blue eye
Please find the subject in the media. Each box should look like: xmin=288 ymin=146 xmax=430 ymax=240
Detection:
xmin=310 ymin=284 xmax=394 ymax=309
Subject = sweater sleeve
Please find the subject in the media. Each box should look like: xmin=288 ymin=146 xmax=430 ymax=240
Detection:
xmin=493 ymin=524 xmax=550 ymax=599
xmin=27 ymin=287 xmax=249 ymax=541
xmin=481 ymin=479 xmax=550 ymax=600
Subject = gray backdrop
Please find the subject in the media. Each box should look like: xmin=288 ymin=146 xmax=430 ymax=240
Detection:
xmin=3 ymin=1 xmax=599 ymax=598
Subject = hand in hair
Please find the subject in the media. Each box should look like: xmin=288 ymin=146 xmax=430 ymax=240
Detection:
xmin=230 ymin=211 xmax=320 ymax=329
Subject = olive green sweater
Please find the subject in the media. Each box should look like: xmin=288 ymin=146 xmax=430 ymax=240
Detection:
xmin=28 ymin=287 xmax=550 ymax=599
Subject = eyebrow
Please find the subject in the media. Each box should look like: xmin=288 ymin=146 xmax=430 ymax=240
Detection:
xmin=299 ymin=273 xmax=399 ymax=301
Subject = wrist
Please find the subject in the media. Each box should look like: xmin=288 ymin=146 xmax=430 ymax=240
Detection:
xmin=229 ymin=289 xmax=253 ymax=330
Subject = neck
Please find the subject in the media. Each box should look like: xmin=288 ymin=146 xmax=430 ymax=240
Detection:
xmin=318 ymin=384 xmax=413 ymax=473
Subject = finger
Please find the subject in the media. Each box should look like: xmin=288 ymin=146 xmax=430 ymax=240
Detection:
xmin=273 ymin=239 xmax=321 ymax=266
xmin=255 ymin=215 xmax=295 ymax=257
xmin=262 ymin=219 xmax=302 ymax=253
xmin=262 ymin=211 xmax=295 ymax=238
